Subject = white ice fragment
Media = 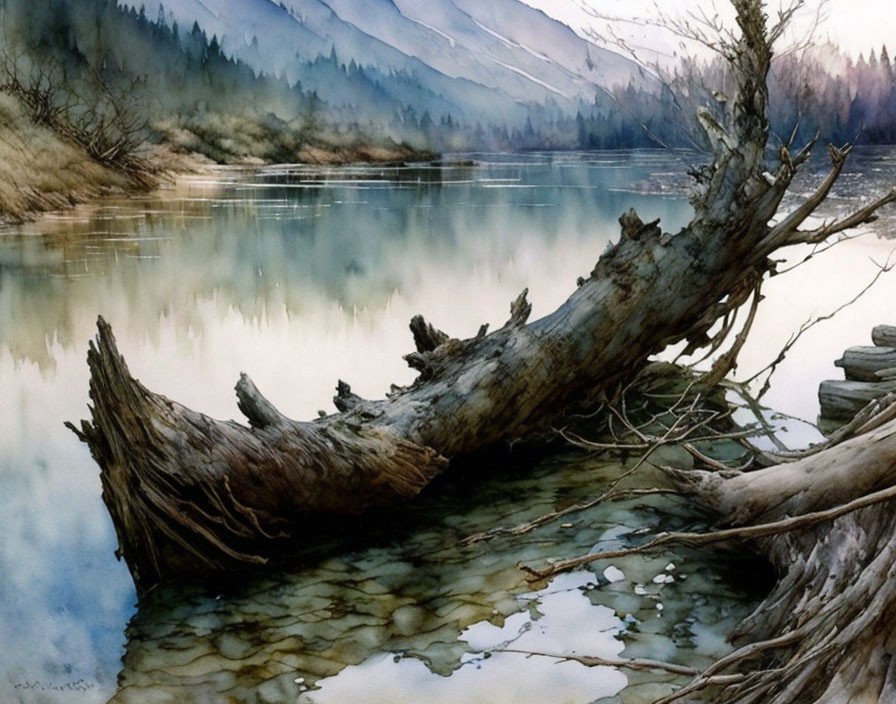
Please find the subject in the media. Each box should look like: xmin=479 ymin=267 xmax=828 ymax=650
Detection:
xmin=294 ymin=677 xmax=305 ymax=685
xmin=652 ymin=574 xmax=675 ymax=584
xmin=603 ymin=566 xmax=625 ymax=583
xmin=634 ymin=584 xmax=647 ymax=595
xmin=656 ymin=603 xmax=664 ymax=611
xmin=665 ymin=562 xmax=676 ymax=572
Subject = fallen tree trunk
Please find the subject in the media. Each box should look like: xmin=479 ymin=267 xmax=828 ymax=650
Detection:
xmin=68 ymin=1 xmax=895 ymax=597
xmin=667 ymin=410 xmax=896 ymax=703
xmin=68 ymin=205 xmax=772 ymax=589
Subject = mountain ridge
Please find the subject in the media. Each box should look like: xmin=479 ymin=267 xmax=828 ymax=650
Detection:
xmin=129 ymin=0 xmax=643 ymax=127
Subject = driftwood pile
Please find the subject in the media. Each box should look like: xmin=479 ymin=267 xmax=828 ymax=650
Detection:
xmin=819 ymin=325 xmax=896 ymax=420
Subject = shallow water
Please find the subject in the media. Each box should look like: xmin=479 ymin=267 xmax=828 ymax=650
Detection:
xmin=110 ymin=451 xmax=766 ymax=704
xmin=1 ymin=149 xmax=894 ymax=703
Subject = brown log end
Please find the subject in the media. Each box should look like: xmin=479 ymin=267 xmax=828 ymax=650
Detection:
xmin=69 ymin=318 xmax=449 ymax=593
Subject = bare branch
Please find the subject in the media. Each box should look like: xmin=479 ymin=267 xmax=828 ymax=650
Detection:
xmin=743 ymin=255 xmax=895 ymax=399
xmin=700 ymin=282 xmax=763 ymax=386
xmin=498 ymin=648 xmax=702 ymax=677
xmin=759 ymin=142 xmax=852 ymax=250
xmin=789 ymin=189 xmax=896 ymax=245
xmin=522 ymin=479 xmax=896 ymax=581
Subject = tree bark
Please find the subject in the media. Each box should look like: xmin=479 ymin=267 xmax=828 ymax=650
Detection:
xmin=835 ymin=346 xmax=896 ymax=381
xmin=670 ymin=413 xmax=896 ymax=703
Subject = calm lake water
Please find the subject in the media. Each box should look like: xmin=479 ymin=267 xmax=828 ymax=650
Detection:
xmin=1 ymin=149 xmax=894 ymax=703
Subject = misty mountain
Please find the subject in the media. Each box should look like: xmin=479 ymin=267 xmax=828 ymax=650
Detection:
xmin=127 ymin=0 xmax=645 ymax=129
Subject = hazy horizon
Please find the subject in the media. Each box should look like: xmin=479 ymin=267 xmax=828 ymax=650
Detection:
xmin=523 ymin=0 xmax=892 ymax=61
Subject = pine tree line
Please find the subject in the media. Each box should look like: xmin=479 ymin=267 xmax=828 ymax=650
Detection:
xmin=2 ymin=0 xmax=895 ymax=160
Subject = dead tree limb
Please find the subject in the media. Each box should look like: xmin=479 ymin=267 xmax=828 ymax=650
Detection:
xmin=658 ymin=414 xmax=896 ymax=703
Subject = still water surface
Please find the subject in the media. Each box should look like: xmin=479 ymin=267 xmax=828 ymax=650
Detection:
xmin=1 ymin=150 xmax=894 ymax=703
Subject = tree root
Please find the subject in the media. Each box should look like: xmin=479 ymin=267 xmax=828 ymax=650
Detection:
xmin=520 ymin=390 xmax=896 ymax=703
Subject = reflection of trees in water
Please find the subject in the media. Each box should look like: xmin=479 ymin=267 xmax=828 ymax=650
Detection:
xmin=0 ymin=158 xmax=695 ymax=370
xmin=111 ymin=454 xmax=757 ymax=704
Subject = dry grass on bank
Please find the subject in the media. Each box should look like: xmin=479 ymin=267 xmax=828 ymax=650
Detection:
xmin=0 ymin=93 xmax=133 ymax=224
xmin=0 ymin=95 xmax=434 ymax=224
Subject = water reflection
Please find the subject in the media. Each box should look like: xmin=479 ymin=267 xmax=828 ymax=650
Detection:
xmin=0 ymin=153 xmax=692 ymax=373
xmin=1 ymin=149 xmax=893 ymax=703
xmin=111 ymin=455 xmax=757 ymax=704
xmin=0 ymin=151 xmax=695 ymax=704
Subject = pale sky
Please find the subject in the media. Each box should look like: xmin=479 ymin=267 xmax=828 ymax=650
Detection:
xmin=522 ymin=0 xmax=893 ymax=59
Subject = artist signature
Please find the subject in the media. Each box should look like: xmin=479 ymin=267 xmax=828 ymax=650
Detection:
xmin=12 ymin=679 xmax=95 ymax=693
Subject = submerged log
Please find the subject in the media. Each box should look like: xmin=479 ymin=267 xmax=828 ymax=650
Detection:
xmin=834 ymin=345 xmax=896 ymax=381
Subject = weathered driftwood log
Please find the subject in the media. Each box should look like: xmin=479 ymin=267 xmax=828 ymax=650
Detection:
xmin=819 ymin=379 xmax=896 ymax=419
xmin=68 ymin=0 xmax=896 ymax=598
xmin=835 ymin=345 xmax=896 ymax=381
xmin=872 ymin=324 xmax=896 ymax=347
xmin=673 ymin=412 xmax=896 ymax=703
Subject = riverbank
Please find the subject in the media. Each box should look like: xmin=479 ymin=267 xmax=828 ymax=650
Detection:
xmin=0 ymin=94 xmax=436 ymax=226
xmin=0 ymin=94 xmax=136 ymax=225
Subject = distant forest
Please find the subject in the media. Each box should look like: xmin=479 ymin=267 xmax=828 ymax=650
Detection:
xmin=1 ymin=0 xmax=895 ymax=164
xmin=571 ymin=47 xmax=896 ymax=151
